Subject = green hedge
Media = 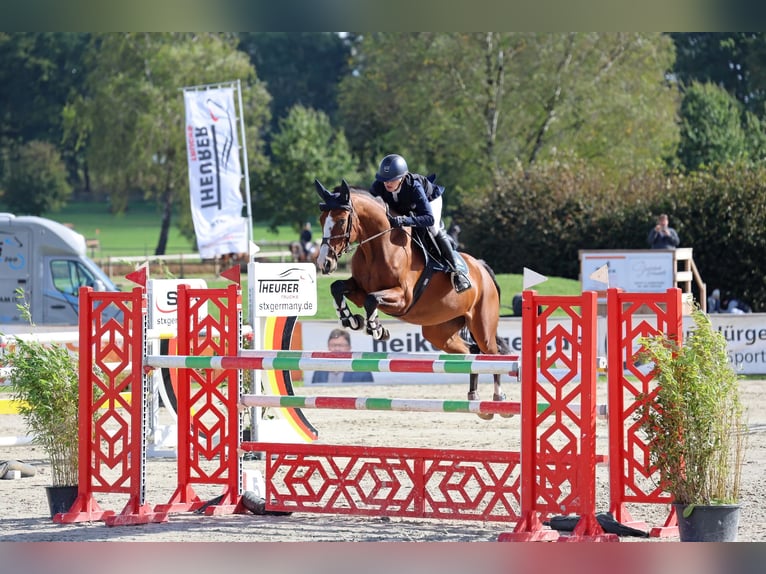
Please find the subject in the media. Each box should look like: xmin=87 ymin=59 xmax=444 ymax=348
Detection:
xmin=459 ymin=163 xmax=766 ymax=311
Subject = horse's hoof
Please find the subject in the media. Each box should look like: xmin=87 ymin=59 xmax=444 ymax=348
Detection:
xmin=468 ymin=391 xmax=494 ymax=419
xmin=380 ymin=327 xmax=390 ymax=341
xmin=492 ymin=392 xmax=513 ymax=417
xmin=367 ymin=325 xmax=385 ymax=340
xmin=350 ymin=315 xmax=364 ymax=330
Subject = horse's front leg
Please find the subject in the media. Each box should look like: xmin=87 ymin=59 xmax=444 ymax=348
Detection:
xmin=363 ymin=294 xmax=389 ymax=341
xmin=330 ymin=280 xmax=364 ymax=331
xmin=361 ymin=287 xmax=408 ymax=341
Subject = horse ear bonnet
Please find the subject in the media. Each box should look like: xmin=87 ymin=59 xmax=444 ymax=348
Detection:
xmin=319 ymin=194 xmax=351 ymax=212
xmin=315 ymin=178 xmax=351 ymax=211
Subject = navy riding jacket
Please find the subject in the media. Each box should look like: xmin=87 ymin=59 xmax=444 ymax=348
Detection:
xmin=370 ymin=173 xmax=443 ymax=229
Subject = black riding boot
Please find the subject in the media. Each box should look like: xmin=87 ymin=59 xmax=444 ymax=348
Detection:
xmin=434 ymin=229 xmax=472 ymax=293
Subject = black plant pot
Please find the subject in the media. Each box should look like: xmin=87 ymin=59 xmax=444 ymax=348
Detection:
xmin=673 ymin=503 xmax=741 ymax=542
xmin=45 ymin=485 xmax=78 ymax=518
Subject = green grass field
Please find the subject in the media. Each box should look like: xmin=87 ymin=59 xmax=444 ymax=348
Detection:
xmin=53 ymin=200 xmax=581 ymax=320
xmin=55 ymin=200 xmax=297 ymax=257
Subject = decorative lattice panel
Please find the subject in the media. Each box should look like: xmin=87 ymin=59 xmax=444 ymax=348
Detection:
xmin=607 ymin=288 xmax=681 ymax=529
xmin=246 ymin=442 xmax=521 ymax=522
xmin=158 ymin=283 xmax=243 ymax=513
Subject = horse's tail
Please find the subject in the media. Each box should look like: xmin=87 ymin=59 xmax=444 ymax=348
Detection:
xmin=464 ymin=259 xmax=512 ymax=355
xmin=478 ymin=258 xmax=502 ymax=298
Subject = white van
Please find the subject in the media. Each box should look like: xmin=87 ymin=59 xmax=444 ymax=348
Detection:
xmin=0 ymin=213 xmax=119 ymax=327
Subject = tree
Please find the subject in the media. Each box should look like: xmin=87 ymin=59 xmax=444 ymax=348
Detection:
xmin=669 ymin=33 xmax=766 ymax=168
xmin=338 ymin=33 xmax=679 ymax=209
xmin=65 ymin=33 xmax=271 ymax=254
xmin=0 ymin=140 xmax=72 ymax=215
xmin=677 ymin=81 xmax=748 ymax=171
xmin=236 ymin=33 xmax=353 ymax=131
xmin=254 ymin=104 xmax=359 ymax=231
xmin=0 ymin=33 xmax=90 ymax=192
xmin=670 ymin=33 xmax=764 ymax=115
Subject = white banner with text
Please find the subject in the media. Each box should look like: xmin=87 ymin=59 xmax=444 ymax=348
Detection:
xmin=298 ymin=313 xmax=766 ymax=384
xmin=183 ymin=86 xmax=247 ymax=259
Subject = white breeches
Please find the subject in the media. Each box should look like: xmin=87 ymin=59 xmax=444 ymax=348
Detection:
xmin=428 ymin=196 xmax=443 ymax=235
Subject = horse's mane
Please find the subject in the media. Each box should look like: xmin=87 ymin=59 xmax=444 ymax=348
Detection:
xmin=342 ymin=186 xmax=388 ymax=210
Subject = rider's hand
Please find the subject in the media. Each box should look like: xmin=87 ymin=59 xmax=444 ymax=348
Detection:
xmin=388 ymin=215 xmax=406 ymax=228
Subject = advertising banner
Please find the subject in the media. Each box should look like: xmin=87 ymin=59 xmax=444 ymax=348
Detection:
xmin=251 ymin=262 xmax=318 ymax=317
xmin=299 ymin=313 xmax=766 ymax=384
xmin=183 ymin=87 xmax=247 ymax=259
xmin=580 ymin=250 xmax=674 ymax=293
xmin=301 ymin=318 xmax=525 ymax=386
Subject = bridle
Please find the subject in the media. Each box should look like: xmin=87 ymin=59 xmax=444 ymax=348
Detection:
xmin=321 ymin=196 xmax=394 ymax=259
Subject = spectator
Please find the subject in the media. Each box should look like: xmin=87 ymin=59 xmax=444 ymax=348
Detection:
xmin=722 ymin=293 xmax=752 ymax=314
xmin=707 ymin=288 xmax=722 ymax=313
xmin=447 ymin=222 xmax=462 ymax=249
xmin=311 ymin=329 xmax=374 ymax=384
xmin=299 ymin=222 xmax=316 ymax=259
xmin=647 ymin=213 xmax=680 ymax=249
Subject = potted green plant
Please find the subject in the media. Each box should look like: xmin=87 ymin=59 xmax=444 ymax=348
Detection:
xmin=3 ymin=298 xmax=82 ymax=517
xmin=635 ymin=305 xmax=747 ymax=542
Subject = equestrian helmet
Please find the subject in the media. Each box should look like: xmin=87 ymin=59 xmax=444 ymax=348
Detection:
xmin=375 ymin=154 xmax=408 ymax=182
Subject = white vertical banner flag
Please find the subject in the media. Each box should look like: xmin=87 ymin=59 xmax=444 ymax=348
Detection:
xmin=184 ymin=87 xmax=248 ymax=259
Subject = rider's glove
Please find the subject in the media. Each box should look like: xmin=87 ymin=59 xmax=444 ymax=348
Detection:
xmin=388 ymin=215 xmax=407 ymax=228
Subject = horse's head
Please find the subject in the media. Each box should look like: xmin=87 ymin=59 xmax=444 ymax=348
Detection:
xmin=315 ymin=178 xmax=393 ymax=275
xmin=315 ymin=179 xmax=353 ymax=275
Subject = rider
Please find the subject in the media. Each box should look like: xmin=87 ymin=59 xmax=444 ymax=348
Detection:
xmin=370 ymin=153 xmax=471 ymax=293
xmin=300 ymin=222 xmax=315 ymax=259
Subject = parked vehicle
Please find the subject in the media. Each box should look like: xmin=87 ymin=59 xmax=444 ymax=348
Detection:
xmin=0 ymin=213 xmax=119 ymax=328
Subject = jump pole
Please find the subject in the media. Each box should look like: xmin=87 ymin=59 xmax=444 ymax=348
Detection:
xmin=144 ymin=353 xmax=520 ymax=376
xmin=239 ymin=394 xmax=609 ymax=419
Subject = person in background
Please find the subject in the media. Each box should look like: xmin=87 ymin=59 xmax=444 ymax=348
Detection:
xmin=311 ymin=329 xmax=374 ymax=384
xmin=707 ymin=288 xmax=722 ymax=313
xmin=300 ymin=222 xmax=316 ymax=259
xmin=370 ymin=153 xmax=471 ymax=293
xmin=722 ymin=292 xmax=752 ymax=314
xmin=647 ymin=213 xmax=680 ymax=249
xmin=447 ymin=222 xmax=462 ymax=249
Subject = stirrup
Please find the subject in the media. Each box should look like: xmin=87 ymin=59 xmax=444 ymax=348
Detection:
xmin=452 ymin=272 xmax=471 ymax=293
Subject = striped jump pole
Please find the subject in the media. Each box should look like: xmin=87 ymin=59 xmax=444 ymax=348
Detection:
xmin=239 ymin=349 xmax=519 ymax=362
xmin=144 ymin=352 xmax=520 ymax=376
xmin=240 ymin=394 xmax=609 ymax=419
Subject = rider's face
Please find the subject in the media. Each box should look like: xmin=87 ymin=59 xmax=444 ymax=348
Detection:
xmin=383 ymin=177 xmax=403 ymax=192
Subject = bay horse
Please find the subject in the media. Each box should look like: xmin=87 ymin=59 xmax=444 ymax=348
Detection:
xmin=314 ymin=179 xmax=511 ymax=412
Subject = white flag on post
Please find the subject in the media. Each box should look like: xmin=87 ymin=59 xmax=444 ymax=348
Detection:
xmin=522 ymin=267 xmax=548 ymax=290
xmin=589 ymin=263 xmax=610 ymax=287
xmin=184 ymin=87 xmax=248 ymax=259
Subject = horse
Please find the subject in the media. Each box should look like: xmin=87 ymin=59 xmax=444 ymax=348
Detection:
xmin=314 ymin=179 xmax=511 ymax=413
xmin=289 ymin=240 xmax=320 ymax=267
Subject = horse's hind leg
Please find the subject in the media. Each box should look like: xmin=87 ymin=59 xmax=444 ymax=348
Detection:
xmin=330 ymin=280 xmax=364 ymax=331
xmin=467 ymin=373 xmax=495 ymax=420
xmin=464 ymin=319 xmax=509 ymax=408
xmin=420 ymin=322 xmax=495 ymax=417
